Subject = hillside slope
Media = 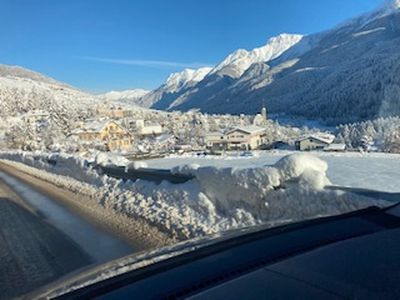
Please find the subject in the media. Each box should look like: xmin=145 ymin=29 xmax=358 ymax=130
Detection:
xmin=166 ymin=1 xmax=400 ymax=125
xmin=0 ymin=64 xmax=96 ymax=117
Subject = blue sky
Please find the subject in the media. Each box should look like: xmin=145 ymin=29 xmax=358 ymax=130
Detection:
xmin=0 ymin=0 xmax=382 ymax=93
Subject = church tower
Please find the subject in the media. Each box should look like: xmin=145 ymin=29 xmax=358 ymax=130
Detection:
xmin=261 ymin=104 xmax=267 ymax=120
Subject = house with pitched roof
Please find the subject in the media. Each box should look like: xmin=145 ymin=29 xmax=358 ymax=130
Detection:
xmin=295 ymin=135 xmax=334 ymax=151
xmin=71 ymin=120 xmax=132 ymax=151
xmin=206 ymin=125 xmax=267 ymax=151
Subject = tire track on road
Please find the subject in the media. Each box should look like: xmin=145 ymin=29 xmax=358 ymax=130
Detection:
xmin=0 ymin=180 xmax=92 ymax=299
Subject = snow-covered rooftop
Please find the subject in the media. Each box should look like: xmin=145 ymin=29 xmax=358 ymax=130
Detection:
xmin=297 ymin=134 xmax=335 ymax=145
xmin=72 ymin=120 xmax=123 ymax=134
xmin=227 ymin=125 xmax=266 ymax=135
xmin=206 ymin=131 xmax=224 ymax=137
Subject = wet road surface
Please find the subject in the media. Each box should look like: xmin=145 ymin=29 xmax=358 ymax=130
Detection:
xmin=0 ymin=171 xmax=134 ymax=299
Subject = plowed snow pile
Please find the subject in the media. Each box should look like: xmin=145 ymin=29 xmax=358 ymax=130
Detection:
xmin=0 ymin=151 xmax=388 ymax=239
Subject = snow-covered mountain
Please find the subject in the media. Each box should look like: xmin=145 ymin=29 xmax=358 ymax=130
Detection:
xmin=150 ymin=0 xmax=400 ymax=125
xmin=99 ymin=89 xmax=150 ymax=105
xmin=209 ymin=33 xmax=304 ymax=79
xmin=144 ymin=34 xmax=303 ymax=110
xmin=0 ymin=64 xmax=96 ymax=118
xmin=138 ymin=67 xmax=212 ymax=109
xmin=165 ymin=68 xmax=212 ymax=90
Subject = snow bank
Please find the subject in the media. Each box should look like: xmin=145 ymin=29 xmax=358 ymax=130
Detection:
xmin=193 ymin=153 xmax=330 ymax=214
xmin=274 ymin=153 xmax=331 ymax=189
xmin=125 ymin=161 xmax=148 ymax=171
xmin=179 ymin=153 xmax=334 ymax=226
xmin=93 ymin=152 xmax=149 ymax=171
xmin=0 ymin=151 xmax=390 ymax=240
xmin=94 ymin=152 xmax=130 ymax=168
xmin=0 ymin=151 xmax=104 ymax=186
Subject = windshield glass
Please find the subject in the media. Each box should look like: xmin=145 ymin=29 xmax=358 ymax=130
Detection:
xmin=1 ymin=0 xmax=400 ymax=298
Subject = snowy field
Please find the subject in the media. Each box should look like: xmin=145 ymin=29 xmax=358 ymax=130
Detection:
xmin=144 ymin=151 xmax=400 ymax=193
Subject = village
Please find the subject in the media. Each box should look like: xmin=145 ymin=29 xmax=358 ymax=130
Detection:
xmin=58 ymin=103 xmax=347 ymax=158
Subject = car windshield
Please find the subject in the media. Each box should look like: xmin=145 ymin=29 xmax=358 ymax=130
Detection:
xmin=1 ymin=0 xmax=400 ymax=299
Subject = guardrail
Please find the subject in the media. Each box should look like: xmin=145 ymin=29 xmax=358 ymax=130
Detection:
xmin=99 ymin=166 xmax=194 ymax=184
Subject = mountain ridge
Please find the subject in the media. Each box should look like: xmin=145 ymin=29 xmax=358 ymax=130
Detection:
xmin=139 ymin=33 xmax=303 ymax=111
xmin=153 ymin=1 xmax=400 ymax=125
xmin=136 ymin=67 xmax=212 ymax=109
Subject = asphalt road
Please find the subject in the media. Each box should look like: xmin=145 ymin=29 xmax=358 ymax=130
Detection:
xmin=0 ymin=170 xmax=134 ymax=299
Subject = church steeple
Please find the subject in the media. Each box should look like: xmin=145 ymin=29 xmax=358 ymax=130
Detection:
xmin=261 ymin=102 xmax=267 ymax=120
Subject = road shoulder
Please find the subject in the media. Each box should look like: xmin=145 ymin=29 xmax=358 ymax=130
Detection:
xmin=0 ymin=161 xmax=175 ymax=251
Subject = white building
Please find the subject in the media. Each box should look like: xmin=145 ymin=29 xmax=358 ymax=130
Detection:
xmin=136 ymin=119 xmax=163 ymax=136
xmin=252 ymin=105 xmax=268 ymax=126
xmin=206 ymin=125 xmax=267 ymax=151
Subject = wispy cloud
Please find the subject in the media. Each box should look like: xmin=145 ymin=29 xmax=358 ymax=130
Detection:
xmin=77 ymin=56 xmax=213 ymax=69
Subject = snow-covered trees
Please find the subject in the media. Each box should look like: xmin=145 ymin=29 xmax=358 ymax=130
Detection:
xmin=0 ymin=72 xmax=98 ymax=151
xmin=336 ymin=117 xmax=400 ymax=152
